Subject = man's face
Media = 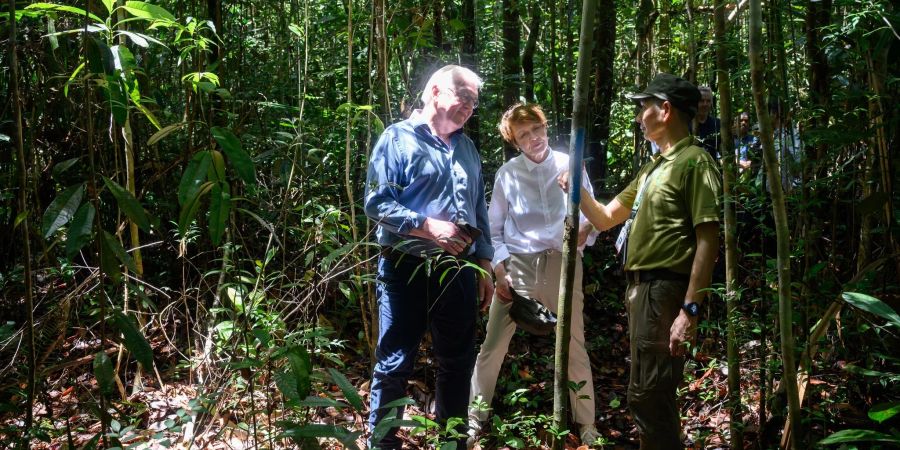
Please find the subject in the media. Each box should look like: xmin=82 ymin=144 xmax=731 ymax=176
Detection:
xmin=434 ymin=79 xmax=479 ymax=132
xmin=698 ymin=91 xmax=713 ymax=119
xmin=635 ymin=99 xmax=664 ymax=142
xmin=740 ymin=113 xmax=750 ymax=135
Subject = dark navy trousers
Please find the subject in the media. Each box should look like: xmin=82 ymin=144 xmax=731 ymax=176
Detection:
xmin=368 ymin=255 xmax=478 ymax=449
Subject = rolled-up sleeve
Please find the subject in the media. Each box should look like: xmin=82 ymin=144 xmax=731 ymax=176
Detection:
xmin=364 ymin=129 xmax=424 ymax=234
xmin=488 ymin=174 xmax=509 ymax=268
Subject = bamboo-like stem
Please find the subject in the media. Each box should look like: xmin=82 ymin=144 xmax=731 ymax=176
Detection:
xmin=9 ymin=1 xmax=36 ymax=447
xmin=749 ymin=0 xmax=801 ymax=447
xmin=553 ymin=1 xmax=596 ymax=448
xmin=714 ymin=0 xmax=743 ymax=447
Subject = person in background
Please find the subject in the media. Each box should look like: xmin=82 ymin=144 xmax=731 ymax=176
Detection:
xmin=734 ymin=111 xmax=759 ymax=171
xmin=364 ymin=64 xmax=494 ymax=450
xmin=559 ymin=73 xmax=721 ymax=450
xmin=693 ymin=85 xmax=721 ymax=161
xmin=467 ymin=103 xmax=600 ymax=448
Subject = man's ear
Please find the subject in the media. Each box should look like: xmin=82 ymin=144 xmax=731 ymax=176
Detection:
xmin=660 ymin=100 xmax=674 ymax=122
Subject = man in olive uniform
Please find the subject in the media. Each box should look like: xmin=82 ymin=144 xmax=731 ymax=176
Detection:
xmin=560 ymin=73 xmax=721 ymax=449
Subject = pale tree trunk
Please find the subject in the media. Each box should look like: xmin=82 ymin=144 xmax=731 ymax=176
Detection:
xmin=553 ymin=1 xmax=596 ymax=449
xmin=749 ymin=0 xmax=801 ymax=447
xmin=714 ymin=0 xmax=743 ymax=447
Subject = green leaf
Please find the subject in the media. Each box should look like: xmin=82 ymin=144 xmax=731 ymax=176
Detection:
xmin=285 ymin=346 xmax=312 ymax=400
xmin=64 ymin=62 xmax=85 ymax=97
xmin=42 ymin=183 xmax=85 ymax=238
xmin=177 ymin=151 xmax=211 ymax=205
xmin=869 ymin=402 xmax=900 ymax=424
xmin=208 ymin=183 xmax=230 ymax=246
xmin=298 ymin=397 xmax=347 ymax=409
xmin=211 ymin=127 xmax=256 ymax=185
xmin=102 ymin=176 xmax=150 ymax=232
xmin=105 ymin=75 xmax=128 ymax=125
xmin=112 ymin=45 xmax=137 ymax=72
xmin=819 ymin=429 xmax=900 ymax=445
xmin=14 ymin=211 xmax=28 ymax=230
xmin=328 ymin=368 xmax=364 ymax=411
xmin=208 ymin=150 xmax=227 ymax=183
xmin=85 ymin=35 xmax=114 ymax=75
xmin=118 ymin=30 xmax=148 ymax=48
xmin=99 ymin=230 xmax=122 ymax=283
xmin=123 ymin=1 xmax=176 ymax=21
xmin=279 ymin=424 xmax=360 ymax=450
xmin=842 ymin=292 xmax=900 ymax=329
xmin=52 ymin=157 xmax=81 ymax=179
xmin=147 ymin=122 xmax=186 ymax=146
xmin=101 ymin=0 xmax=115 ymax=14
xmin=101 ymin=230 xmax=139 ymax=274
xmin=178 ymin=182 xmax=214 ymax=236
xmin=25 ymin=3 xmax=104 ymax=23
xmin=93 ymin=351 xmax=115 ymax=397
xmin=110 ymin=311 xmax=154 ymax=369
xmin=66 ymin=203 xmax=95 ymax=260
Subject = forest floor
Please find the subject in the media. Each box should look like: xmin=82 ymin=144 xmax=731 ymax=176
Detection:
xmin=1 ymin=257 xmax=865 ymax=450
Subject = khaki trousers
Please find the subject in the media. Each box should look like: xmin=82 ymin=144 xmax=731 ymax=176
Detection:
xmin=469 ymin=251 xmax=595 ymax=426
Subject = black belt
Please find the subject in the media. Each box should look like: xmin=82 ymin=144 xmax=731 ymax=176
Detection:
xmin=380 ymin=246 xmax=425 ymax=263
xmin=625 ymin=269 xmax=689 ymax=284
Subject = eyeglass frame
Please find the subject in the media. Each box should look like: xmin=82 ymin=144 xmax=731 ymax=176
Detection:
xmin=442 ymin=87 xmax=479 ymax=109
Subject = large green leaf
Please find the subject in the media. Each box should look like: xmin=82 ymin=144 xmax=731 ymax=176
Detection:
xmin=211 ymin=127 xmax=256 ymax=185
xmin=285 ymin=346 xmax=312 ymax=400
xmin=208 ymin=182 xmax=231 ymax=246
xmin=52 ymin=157 xmax=81 ymax=179
xmin=208 ymin=150 xmax=226 ymax=183
xmin=123 ymin=1 xmax=176 ymax=21
xmin=85 ymin=35 xmax=114 ymax=75
xmin=819 ymin=429 xmax=900 ymax=445
xmin=177 ymin=151 xmax=211 ymax=205
xmin=147 ymin=122 xmax=186 ymax=146
xmin=110 ymin=311 xmax=154 ymax=369
xmin=102 ymin=176 xmax=150 ymax=232
xmin=842 ymin=292 xmax=900 ymax=329
xmin=869 ymin=402 xmax=900 ymax=424
xmin=42 ymin=183 xmax=84 ymax=238
xmin=66 ymin=203 xmax=95 ymax=260
xmin=328 ymin=368 xmax=364 ymax=411
xmin=178 ymin=181 xmax=214 ymax=236
xmin=101 ymin=0 xmax=115 ymax=14
xmin=99 ymin=229 xmax=122 ymax=283
xmin=25 ymin=3 xmax=104 ymax=22
xmin=101 ymin=230 xmax=139 ymax=275
xmin=105 ymin=75 xmax=127 ymax=126
xmin=93 ymin=351 xmax=115 ymax=397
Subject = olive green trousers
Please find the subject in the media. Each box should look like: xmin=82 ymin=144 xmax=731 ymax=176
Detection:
xmin=625 ymin=279 xmax=688 ymax=450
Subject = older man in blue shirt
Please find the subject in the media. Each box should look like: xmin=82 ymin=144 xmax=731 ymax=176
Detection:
xmin=364 ymin=64 xmax=494 ymax=449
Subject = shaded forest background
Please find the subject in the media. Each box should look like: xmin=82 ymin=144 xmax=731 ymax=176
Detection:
xmin=1 ymin=0 xmax=898 ymax=448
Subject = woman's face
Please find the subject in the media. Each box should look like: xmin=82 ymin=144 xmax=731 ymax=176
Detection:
xmin=513 ymin=121 xmax=549 ymax=162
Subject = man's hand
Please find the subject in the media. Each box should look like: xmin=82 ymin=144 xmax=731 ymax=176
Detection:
xmin=477 ymin=259 xmax=495 ymax=311
xmin=410 ymin=217 xmax=473 ymax=255
xmin=669 ymin=310 xmax=697 ymax=356
xmin=493 ymin=264 xmax=513 ymax=304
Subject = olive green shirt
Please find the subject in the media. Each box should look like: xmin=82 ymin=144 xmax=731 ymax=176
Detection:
xmin=615 ymin=136 xmax=722 ymax=274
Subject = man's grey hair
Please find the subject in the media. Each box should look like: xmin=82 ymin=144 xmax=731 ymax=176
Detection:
xmin=698 ymin=85 xmax=714 ymax=97
xmin=420 ymin=65 xmax=483 ymax=104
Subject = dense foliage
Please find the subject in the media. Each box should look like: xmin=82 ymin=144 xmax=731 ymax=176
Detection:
xmin=1 ymin=0 xmax=898 ymax=448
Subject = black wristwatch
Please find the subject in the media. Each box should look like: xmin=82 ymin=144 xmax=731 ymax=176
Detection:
xmin=681 ymin=302 xmax=700 ymax=317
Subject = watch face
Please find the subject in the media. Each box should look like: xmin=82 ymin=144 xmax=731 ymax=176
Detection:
xmin=684 ymin=303 xmax=699 ymax=316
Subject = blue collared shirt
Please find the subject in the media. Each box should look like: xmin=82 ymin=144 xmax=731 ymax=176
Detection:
xmin=364 ymin=114 xmax=493 ymax=261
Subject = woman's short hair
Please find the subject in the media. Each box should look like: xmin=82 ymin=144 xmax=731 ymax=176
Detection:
xmin=498 ymin=103 xmax=547 ymax=144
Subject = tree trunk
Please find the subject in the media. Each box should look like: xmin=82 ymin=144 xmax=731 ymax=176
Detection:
xmin=502 ymin=0 xmax=521 ymax=160
xmin=460 ymin=0 xmax=481 ymax=148
xmin=714 ymin=0 xmax=743 ymax=447
xmin=9 ymin=1 xmax=37 ymax=445
xmin=522 ymin=3 xmax=541 ymax=103
xmin=658 ymin=0 xmax=671 ymax=74
xmin=554 ymin=1 xmax=597 ymax=448
xmin=633 ymin=0 xmax=655 ymax=171
xmin=749 ymin=0 xmax=802 ymax=447
xmin=373 ymin=0 xmax=392 ymax=123
xmin=589 ymin=0 xmax=615 ymax=192
xmin=549 ymin=0 xmax=563 ymax=140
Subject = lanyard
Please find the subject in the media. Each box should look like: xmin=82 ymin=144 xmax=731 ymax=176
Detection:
xmin=630 ymin=157 xmax=666 ymax=217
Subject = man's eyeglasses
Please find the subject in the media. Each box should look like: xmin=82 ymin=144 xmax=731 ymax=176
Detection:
xmin=444 ymin=88 xmax=479 ymax=109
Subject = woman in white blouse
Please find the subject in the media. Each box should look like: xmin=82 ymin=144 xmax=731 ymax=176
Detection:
xmin=467 ymin=103 xmax=600 ymax=447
